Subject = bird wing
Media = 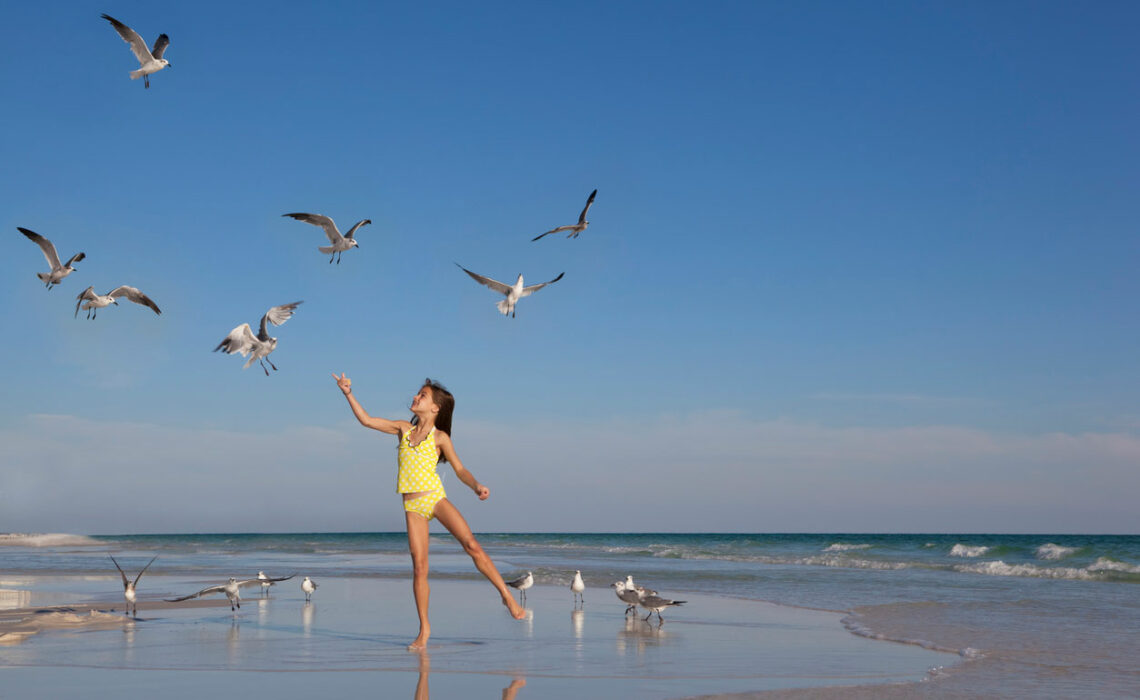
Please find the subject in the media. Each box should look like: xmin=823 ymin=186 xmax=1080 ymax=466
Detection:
xmin=75 ymin=287 xmax=97 ymax=317
xmin=109 ymin=555 xmax=130 ymax=588
xmin=283 ymin=213 xmax=342 ymax=244
xmin=214 ymin=323 xmax=257 ymax=356
xmin=64 ymin=252 xmax=86 ymax=267
xmin=519 ymin=272 xmax=564 ymax=297
xmin=344 ymin=219 xmax=371 ymax=240
xmin=133 ymin=556 xmax=158 ymax=586
xmin=165 ymin=584 xmax=227 ymax=602
xmin=455 ymin=264 xmax=511 ymax=295
xmin=109 ymin=286 xmax=162 ymax=315
xmin=258 ymin=301 xmax=303 ymax=341
xmin=531 ymin=225 xmax=574 ymax=242
xmin=235 ymin=575 xmax=292 ymax=588
xmin=101 ymin=14 xmax=154 ymax=65
xmin=18 ymin=228 xmax=62 ymax=269
xmin=151 ymin=34 xmax=170 ymax=60
xmin=577 ymin=189 xmax=597 ymax=224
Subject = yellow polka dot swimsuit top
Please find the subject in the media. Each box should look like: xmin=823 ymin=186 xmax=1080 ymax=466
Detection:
xmin=397 ymin=426 xmax=445 ymax=494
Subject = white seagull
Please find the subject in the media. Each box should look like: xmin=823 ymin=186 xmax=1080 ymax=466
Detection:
xmin=19 ymin=228 xmax=85 ymax=289
xmin=302 ymin=576 xmax=318 ymax=603
xmin=282 ymin=213 xmax=371 ymax=264
xmin=75 ymin=285 xmax=161 ymax=320
xmin=571 ymin=570 xmax=585 ymax=607
xmin=532 ymin=189 xmax=597 ymax=241
xmin=625 ymin=575 xmax=656 ymax=598
xmin=506 ymin=571 xmax=533 ymax=604
xmin=257 ymin=571 xmax=282 ymax=597
xmin=166 ymin=575 xmax=294 ymax=611
xmin=101 ymin=14 xmax=171 ymax=89
xmin=110 ymin=555 xmax=157 ymax=617
xmin=214 ymin=302 xmax=303 ymax=375
xmin=611 ymin=580 xmax=641 ymax=616
xmin=637 ymin=590 xmax=686 ymax=623
xmin=456 ymin=264 xmax=564 ymax=318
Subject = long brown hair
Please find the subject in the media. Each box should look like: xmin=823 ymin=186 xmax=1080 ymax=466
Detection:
xmin=411 ymin=378 xmax=454 ymax=463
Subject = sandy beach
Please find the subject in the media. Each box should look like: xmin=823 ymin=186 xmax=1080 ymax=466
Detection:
xmin=0 ymin=574 xmax=955 ymax=698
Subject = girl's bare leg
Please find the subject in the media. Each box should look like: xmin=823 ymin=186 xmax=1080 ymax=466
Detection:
xmin=406 ymin=512 xmax=432 ymax=649
xmin=433 ymin=498 xmax=526 ymax=619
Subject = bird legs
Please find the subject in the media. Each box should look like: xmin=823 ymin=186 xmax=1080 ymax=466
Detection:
xmin=259 ymin=357 xmax=280 ymax=376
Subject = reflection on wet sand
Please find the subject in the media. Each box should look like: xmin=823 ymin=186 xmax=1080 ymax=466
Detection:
xmin=413 ymin=652 xmax=526 ymax=700
xmin=301 ymin=602 xmax=314 ymax=636
xmin=615 ymin=616 xmax=668 ymax=656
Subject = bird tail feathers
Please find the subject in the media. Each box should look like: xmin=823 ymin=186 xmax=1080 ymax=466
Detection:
xmin=129 ymin=69 xmax=145 ymax=80
xmin=36 ymin=272 xmax=49 ymax=282
xmin=318 ymin=245 xmax=335 ymax=254
xmin=496 ymin=300 xmax=511 ymax=315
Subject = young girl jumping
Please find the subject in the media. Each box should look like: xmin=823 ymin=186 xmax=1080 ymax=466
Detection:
xmin=332 ymin=373 xmax=526 ymax=649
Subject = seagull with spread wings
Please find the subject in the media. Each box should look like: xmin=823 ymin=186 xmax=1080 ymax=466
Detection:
xmin=213 ymin=302 xmax=303 ymax=375
xmin=101 ymin=14 xmax=171 ymax=89
xmin=19 ymin=228 xmax=85 ymax=289
xmin=282 ymin=213 xmax=371 ymax=264
xmin=75 ymin=286 xmax=161 ymax=319
xmin=456 ymin=264 xmax=563 ymax=318
xmin=165 ymin=575 xmax=294 ymax=612
xmin=532 ymin=189 xmax=597 ymax=241
xmin=110 ymin=555 xmax=157 ymax=617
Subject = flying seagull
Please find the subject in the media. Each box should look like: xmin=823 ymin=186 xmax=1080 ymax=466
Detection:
xmin=75 ymin=286 xmax=161 ymax=319
xmin=506 ymin=571 xmax=533 ymax=605
xmin=165 ymin=575 xmax=294 ymax=611
xmin=302 ymin=576 xmax=318 ymax=603
xmin=282 ymin=213 xmax=371 ymax=264
xmin=214 ymin=301 xmax=303 ymax=376
xmin=532 ymin=189 xmax=597 ymax=241
xmin=101 ymin=14 xmax=170 ymax=89
xmin=110 ymin=555 xmax=157 ymax=617
xmin=571 ymin=570 xmax=585 ymax=607
xmin=19 ymin=228 xmax=85 ymax=289
xmin=456 ymin=264 xmax=563 ymax=318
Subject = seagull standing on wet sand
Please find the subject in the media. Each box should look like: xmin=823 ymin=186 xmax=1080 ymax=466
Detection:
xmin=571 ymin=571 xmax=585 ymax=607
xmin=110 ymin=555 xmax=157 ymax=617
xmin=637 ymin=590 xmax=686 ymax=623
xmin=282 ymin=213 xmax=371 ymax=264
xmin=611 ymin=580 xmax=641 ymax=616
xmin=166 ymin=575 xmax=294 ymax=612
xmin=101 ymin=14 xmax=170 ymax=89
xmin=214 ymin=302 xmax=303 ymax=375
xmin=257 ymin=571 xmax=279 ymax=597
xmin=18 ymin=228 xmax=85 ymax=289
xmin=302 ymin=576 xmax=318 ymax=602
xmin=456 ymin=264 xmax=564 ymax=318
xmin=532 ymin=189 xmax=597 ymax=241
xmin=507 ymin=571 xmax=533 ymax=605
xmin=75 ymin=286 xmax=161 ymax=319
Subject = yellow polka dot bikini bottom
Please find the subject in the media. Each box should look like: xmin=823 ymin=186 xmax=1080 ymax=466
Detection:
xmin=403 ymin=490 xmax=446 ymax=521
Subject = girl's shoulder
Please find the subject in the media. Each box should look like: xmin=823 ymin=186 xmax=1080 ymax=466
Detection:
xmin=432 ymin=428 xmax=452 ymax=445
xmin=393 ymin=420 xmax=415 ymax=436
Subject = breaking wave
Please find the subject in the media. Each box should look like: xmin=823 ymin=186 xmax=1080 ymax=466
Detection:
xmin=949 ymin=544 xmax=990 ymax=558
xmin=0 ymin=533 xmax=103 ymax=547
xmin=1036 ymin=543 xmax=1079 ymax=560
xmin=823 ymin=543 xmax=872 ymax=552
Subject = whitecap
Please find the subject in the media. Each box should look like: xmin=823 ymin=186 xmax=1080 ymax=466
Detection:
xmin=823 ymin=543 xmax=872 ymax=552
xmin=1036 ymin=543 xmax=1078 ymax=560
xmin=1087 ymin=557 xmax=1140 ymax=574
xmin=954 ymin=560 xmax=1097 ymax=580
xmin=0 ymin=533 xmax=102 ymax=547
xmin=949 ymin=544 xmax=990 ymax=558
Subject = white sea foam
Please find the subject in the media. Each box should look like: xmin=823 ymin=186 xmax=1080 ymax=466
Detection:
xmin=798 ymin=555 xmax=910 ymax=571
xmin=1087 ymin=557 xmax=1140 ymax=574
xmin=1036 ymin=543 xmax=1078 ymax=560
xmin=0 ymin=533 xmax=102 ymax=547
xmin=954 ymin=560 xmax=1096 ymax=580
xmin=823 ymin=543 xmax=872 ymax=552
xmin=949 ymin=544 xmax=990 ymax=558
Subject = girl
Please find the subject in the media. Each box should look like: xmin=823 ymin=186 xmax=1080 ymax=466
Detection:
xmin=332 ymin=373 xmax=526 ymax=649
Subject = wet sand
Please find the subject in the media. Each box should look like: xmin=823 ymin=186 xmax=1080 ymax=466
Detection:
xmin=0 ymin=576 xmax=956 ymax=698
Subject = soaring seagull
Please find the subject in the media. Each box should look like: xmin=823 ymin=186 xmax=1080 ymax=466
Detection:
xmin=282 ymin=213 xmax=371 ymax=264
xmin=532 ymin=189 xmax=597 ymax=241
xmin=101 ymin=14 xmax=171 ymax=89
xmin=19 ymin=228 xmax=85 ymax=289
xmin=110 ymin=555 xmax=157 ymax=617
xmin=214 ymin=302 xmax=303 ymax=376
xmin=456 ymin=264 xmax=563 ymax=318
xmin=165 ymin=575 xmax=294 ymax=612
xmin=75 ymin=286 xmax=161 ymax=319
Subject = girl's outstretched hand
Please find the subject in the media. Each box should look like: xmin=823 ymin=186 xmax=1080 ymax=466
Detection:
xmin=332 ymin=372 xmax=352 ymax=395
xmin=475 ymin=483 xmax=490 ymax=501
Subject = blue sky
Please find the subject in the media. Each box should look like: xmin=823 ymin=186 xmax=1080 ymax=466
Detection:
xmin=2 ymin=1 xmax=1138 ymax=534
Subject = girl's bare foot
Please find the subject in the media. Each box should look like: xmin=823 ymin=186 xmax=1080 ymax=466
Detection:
xmin=502 ymin=594 xmax=526 ymax=619
xmin=408 ymin=623 xmax=430 ymax=650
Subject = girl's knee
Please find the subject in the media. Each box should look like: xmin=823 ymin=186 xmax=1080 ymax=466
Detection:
xmin=461 ymin=537 xmax=484 ymax=558
xmin=411 ymin=555 xmax=429 ymax=577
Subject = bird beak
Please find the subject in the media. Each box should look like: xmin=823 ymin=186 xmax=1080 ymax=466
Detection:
xmin=113 ymin=300 xmax=119 ymax=306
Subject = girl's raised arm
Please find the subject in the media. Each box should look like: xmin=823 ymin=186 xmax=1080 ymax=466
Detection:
xmin=436 ymin=431 xmax=490 ymax=500
xmin=333 ymin=372 xmax=409 ymax=435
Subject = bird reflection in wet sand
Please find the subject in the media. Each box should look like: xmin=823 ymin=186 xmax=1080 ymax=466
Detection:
xmin=301 ymin=601 xmax=315 ymax=636
xmin=616 ymin=615 xmax=668 ymax=656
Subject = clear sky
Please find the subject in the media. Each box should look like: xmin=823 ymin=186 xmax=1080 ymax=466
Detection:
xmin=2 ymin=1 xmax=1138 ymax=534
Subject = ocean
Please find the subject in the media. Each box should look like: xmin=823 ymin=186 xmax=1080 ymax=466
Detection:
xmin=2 ymin=532 xmax=1138 ymax=696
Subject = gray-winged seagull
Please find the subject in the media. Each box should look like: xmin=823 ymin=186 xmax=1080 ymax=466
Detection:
xmin=532 ymin=189 xmax=596 ymax=241
xmin=75 ymin=286 xmax=161 ymax=319
xmin=165 ymin=575 xmax=294 ymax=611
xmin=19 ymin=228 xmax=85 ymax=289
xmin=456 ymin=264 xmax=563 ymax=318
xmin=110 ymin=554 xmax=157 ymax=617
xmin=101 ymin=14 xmax=170 ymax=89
xmin=507 ymin=571 xmax=533 ymax=604
xmin=213 ymin=301 xmax=303 ymax=375
xmin=282 ymin=213 xmax=371 ymax=264
xmin=302 ymin=576 xmax=318 ymax=602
